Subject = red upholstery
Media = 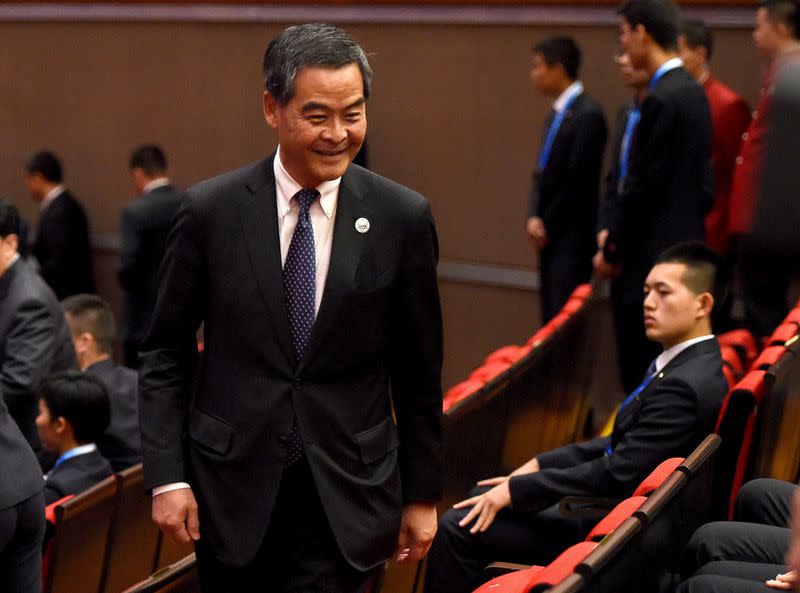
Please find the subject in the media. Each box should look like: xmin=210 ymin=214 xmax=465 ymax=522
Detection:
xmin=728 ymin=412 xmax=757 ymax=519
xmin=470 ymin=361 xmax=512 ymax=383
xmin=722 ymin=365 xmax=737 ymax=389
xmin=443 ymin=379 xmax=484 ymax=412
xmin=545 ymin=312 xmax=571 ymax=332
xmin=585 ymin=496 xmax=647 ymax=541
xmin=715 ymin=370 xmax=766 ymax=433
xmin=751 ymin=345 xmax=787 ymax=370
xmin=526 ymin=327 xmax=551 ymax=347
xmin=633 ymin=457 xmax=685 ymax=496
xmin=42 ymin=495 xmax=75 ymax=585
xmin=485 ymin=345 xmax=531 ymax=365
xmin=473 ymin=542 xmax=597 ymax=593
xmin=784 ymin=308 xmax=800 ymax=325
xmin=720 ymin=345 xmax=744 ymax=377
xmin=718 ymin=329 xmax=759 ymax=367
xmin=197 ymin=341 xmax=204 ymax=352
xmin=560 ymin=297 xmax=585 ymax=315
xmin=769 ymin=323 xmax=799 ymax=347
xmin=45 ymin=495 xmax=74 ymax=525
xmin=568 ymin=284 xmax=592 ymax=301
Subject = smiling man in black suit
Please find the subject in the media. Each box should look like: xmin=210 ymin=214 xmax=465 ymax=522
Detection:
xmin=139 ymin=24 xmax=444 ymax=593
xmin=425 ymin=242 xmax=728 ymax=593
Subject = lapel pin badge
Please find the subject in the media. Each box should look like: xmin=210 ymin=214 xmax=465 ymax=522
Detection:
xmin=355 ymin=217 xmax=370 ymax=233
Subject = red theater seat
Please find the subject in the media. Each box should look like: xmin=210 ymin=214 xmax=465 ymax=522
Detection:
xmin=560 ymin=297 xmax=585 ymax=315
xmin=485 ymin=345 xmax=531 ymax=365
xmin=585 ymin=496 xmax=647 ymax=542
xmin=769 ymin=323 xmax=799 ymax=347
xmin=718 ymin=329 xmax=759 ymax=367
xmin=722 ymin=364 xmax=737 ymax=389
xmin=784 ymin=308 xmax=800 ymax=325
xmin=751 ymin=345 xmax=787 ymax=370
xmin=568 ymin=284 xmax=592 ymax=301
xmin=633 ymin=457 xmax=685 ymax=496
xmin=720 ymin=345 xmax=745 ymax=377
xmin=470 ymin=361 xmax=512 ymax=383
xmin=443 ymin=379 xmax=484 ymax=412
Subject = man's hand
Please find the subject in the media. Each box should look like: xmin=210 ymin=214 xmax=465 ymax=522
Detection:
xmin=766 ymin=571 xmax=797 ymax=590
xmin=593 ymin=250 xmax=619 ymax=279
xmin=152 ymin=488 xmax=201 ymax=544
xmin=395 ymin=503 xmax=437 ymax=564
xmin=476 ymin=457 xmax=540 ymax=487
xmin=526 ymin=217 xmax=548 ymax=250
xmin=453 ymin=481 xmax=511 ymax=534
xmin=597 ymin=229 xmax=609 ymax=250
xmin=785 ymin=488 xmax=800 ymax=590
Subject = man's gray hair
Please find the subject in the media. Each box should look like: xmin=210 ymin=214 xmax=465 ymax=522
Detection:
xmin=263 ymin=23 xmax=373 ymax=105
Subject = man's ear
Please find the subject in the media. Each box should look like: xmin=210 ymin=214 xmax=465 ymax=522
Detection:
xmin=263 ymin=92 xmax=279 ymax=129
xmin=697 ymin=292 xmax=714 ymax=319
xmin=53 ymin=416 xmax=69 ymax=436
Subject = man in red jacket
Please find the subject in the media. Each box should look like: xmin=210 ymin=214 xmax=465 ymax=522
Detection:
xmin=729 ymin=0 xmax=800 ymax=336
xmin=679 ymin=18 xmax=751 ymax=257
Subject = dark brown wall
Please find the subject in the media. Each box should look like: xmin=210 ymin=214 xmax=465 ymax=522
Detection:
xmin=0 ymin=18 xmax=763 ymax=387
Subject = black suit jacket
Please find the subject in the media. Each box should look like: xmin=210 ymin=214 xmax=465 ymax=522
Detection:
xmin=598 ymin=103 xmax=633 ymax=233
xmin=118 ymin=185 xmax=185 ymax=343
xmin=0 ymin=259 xmax=77 ymax=448
xmin=32 ymin=191 xmax=95 ymax=300
xmin=43 ymin=449 xmax=113 ymax=506
xmin=604 ymin=68 xmax=713 ymax=304
xmin=0 ymin=393 xmax=43 ymax=511
xmin=86 ymin=359 xmax=141 ymax=472
xmin=139 ymin=155 xmax=444 ymax=570
xmin=508 ymin=338 xmax=727 ymax=511
xmin=529 ymin=92 xmax=608 ymax=242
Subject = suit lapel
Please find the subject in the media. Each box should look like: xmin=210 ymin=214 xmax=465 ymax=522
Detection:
xmin=239 ymin=156 xmax=296 ymax=368
xmin=300 ymin=167 xmax=371 ymax=371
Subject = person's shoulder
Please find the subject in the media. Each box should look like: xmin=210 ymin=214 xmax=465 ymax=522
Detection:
xmin=6 ymin=260 xmax=55 ymax=305
xmin=344 ymin=164 xmax=429 ymax=218
xmin=706 ymin=77 xmax=747 ymax=108
xmin=575 ymin=91 xmax=605 ymax=116
xmin=182 ymin=159 xmax=267 ymax=220
xmin=663 ymin=340 xmax=726 ymax=394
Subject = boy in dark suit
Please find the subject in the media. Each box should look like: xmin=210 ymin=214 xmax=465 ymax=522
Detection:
xmin=526 ymin=36 xmax=607 ymax=323
xmin=35 ymin=371 xmax=113 ymax=505
xmin=426 ymin=242 xmax=729 ymax=593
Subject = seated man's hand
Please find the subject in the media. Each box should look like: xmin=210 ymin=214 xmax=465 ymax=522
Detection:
xmin=526 ymin=217 xmax=548 ymax=250
xmin=152 ymin=488 xmax=201 ymax=544
xmin=453 ymin=481 xmax=511 ymax=534
xmin=395 ymin=502 xmax=437 ymax=564
xmin=593 ymin=250 xmax=619 ymax=279
xmin=766 ymin=571 xmax=796 ymax=590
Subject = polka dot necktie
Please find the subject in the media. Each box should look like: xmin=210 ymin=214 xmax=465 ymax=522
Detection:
xmin=282 ymin=188 xmax=319 ymax=467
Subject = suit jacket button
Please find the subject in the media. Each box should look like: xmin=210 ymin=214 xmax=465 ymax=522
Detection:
xmin=293 ymin=379 xmax=303 ymax=390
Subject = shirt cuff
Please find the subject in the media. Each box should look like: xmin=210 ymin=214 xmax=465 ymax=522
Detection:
xmin=152 ymin=482 xmax=192 ymax=497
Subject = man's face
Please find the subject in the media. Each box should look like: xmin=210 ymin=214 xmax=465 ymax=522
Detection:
xmin=754 ymin=7 xmax=783 ymax=58
xmin=529 ymin=52 xmax=563 ymax=96
xmin=0 ymin=234 xmax=18 ymax=277
xmin=263 ymin=63 xmax=367 ymax=188
xmin=615 ymin=51 xmax=650 ymax=89
xmin=643 ymin=263 xmax=709 ymax=348
xmin=619 ymin=19 xmax=648 ymax=69
xmin=677 ymin=35 xmax=707 ymax=80
xmin=35 ymin=399 xmax=61 ymax=452
xmin=130 ymin=167 xmax=148 ymax=195
xmin=23 ymin=172 xmax=45 ymax=201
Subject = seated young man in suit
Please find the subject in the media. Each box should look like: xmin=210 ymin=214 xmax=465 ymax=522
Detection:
xmin=35 ymin=371 xmax=113 ymax=506
xmin=62 ymin=294 xmax=141 ymax=472
xmin=425 ymin=242 xmax=729 ymax=593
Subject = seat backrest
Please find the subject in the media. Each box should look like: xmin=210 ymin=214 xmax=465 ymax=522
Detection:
xmin=769 ymin=322 xmax=799 ymax=347
xmin=577 ymin=515 xmax=645 ymax=593
xmin=102 ymin=464 xmax=162 ymax=593
xmin=718 ymin=329 xmax=759 ymax=367
xmin=720 ymin=345 xmax=745 ymax=377
xmin=633 ymin=458 xmax=685 ymax=497
xmin=751 ymin=345 xmax=787 ymax=371
xmin=585 ymin=496 xmax=647 ymax=542
xmin=44 ymin=476 xmax=118 ymax=593
xmin=121 ymin=553 xmax=198 ymax=593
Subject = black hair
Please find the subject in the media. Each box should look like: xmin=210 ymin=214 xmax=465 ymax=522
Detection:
xmin=0 ymin=199 xmax=21 ymax=240
xmin=532 ymin=36 xmax=582 ymax=80
xmin=681 ymin=18 xmax=714 ymax=61
xmin=618 ymin=0 xmax=681 ymax=51
xmin=129 ymin=144 xmax=167 ymax=176
xmin=654 ymin=241 xmax=727 ymax=312
xmin=39 ymin=371 xmax=110 ymax=444
xmin=25 ymin=150 xmax=63 ymax=184
xmin=61 ymin=294 xmax=117 ymax=355
xmin=760 ymin=0 xmax=800 ymax=40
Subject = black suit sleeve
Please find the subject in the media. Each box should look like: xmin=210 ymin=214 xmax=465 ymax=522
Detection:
xmin=37 ymin=204 xmax=90 ymax=297
xmin=388 ymin=200 xmax=444 ymax=503
xmin=535 ymin=436 xmax=609 ymax=470
xmin=508 ymin=376 xmax=698 ymax=511
xmin=118 ymin=207 xmax=142 ymax=291
xmin=604 ymin=95 xmax=674 ymax=263
xmin=1 ymin=298 xmax=64 ymax=411
xmin=539 ymin=110 xmax=607 ymax=238
xmin=138 ymin=200 xmax=205 ymax=489
xmin=598 ymin=106 xmax=629 ymax=232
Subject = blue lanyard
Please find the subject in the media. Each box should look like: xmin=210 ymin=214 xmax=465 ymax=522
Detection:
xmin=648 ymin=59 xmax=681 ymax=92
xmin=52 ymin=447 xmax=89 ymax=470
xmin=617 ymin=104 xmax=641 ymax=194
xmin=605 ymin=370 xmax=657 ymax=456
xmin=537 ymin=88 xmax=582 ymax=170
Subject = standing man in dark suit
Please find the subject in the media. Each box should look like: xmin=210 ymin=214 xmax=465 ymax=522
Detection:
xmin=0 ymin=199 xmax=76 ymax=452
xmin=139 ymin=24 xmax=443 ymax=593
xmin=24 ymin=151 xmax=94 ymax=300
xmin=63 ymin=294 xmax=141 ymax=472
xmin=594 ymin=0 xmax=713 ymax=393
xmin=119 ymin=144 xmax=184 ymax=368
xmin=526 ymin=36 xmax=607 ymax=323
xmin=0 ymin=388 xmax=45 ymax=593
xmin=426 ymin=242 xmax=728 ymax=593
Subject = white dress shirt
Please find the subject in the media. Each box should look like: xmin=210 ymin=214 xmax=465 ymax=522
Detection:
xmin=40 ymin=184 xmax=65 ymax=212
xmin=143 ymin=177 xmax=171 ymax=193
xmin=553 ymin=80 xmax=584 ymax=113
xmin=655 ymin=335 xmax=715 ymax=374
xmin=152 ymin=148 xmax=342 ymax=497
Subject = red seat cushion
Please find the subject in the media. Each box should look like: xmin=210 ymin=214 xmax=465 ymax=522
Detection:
xmin=586 ymin=496 xmax=648 ymax=541
xmin=443 ymin=379 xmax=484 ymax=411
xmin=720 ymin=345 xmax=744 ymax=376
xmin=470 ymin=361 xmax=512 ymax=383
xmin=751 ymin=345 xmax=786 ymax=370
xmin=633 ymin=457 xmax=685 ymax=496
xmin=560 ymin=297 xmax=585 ymax=315
xmin=569 ymin=284 xmax=592 ymax=301
xmin=722 ymin=365 xmax=737 ymax=389
xmin=718 ymin=329 xmax=759 ymax=366
xmin=485 ymin=345 xmax=530 ymax=365
xmin=769 ymin=323 xmax=799 ymax=347
xmin=472 ymin=566 xmax=545 ymax=593
xmin=784 ymin=308 xmax=800 ymax=324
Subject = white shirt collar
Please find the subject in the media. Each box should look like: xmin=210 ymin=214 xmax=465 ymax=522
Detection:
xmin=655 ymin=335 xmax=715 ymax=373
xmin=41 ymin=185 xmax=65 ymax=211
xmin=273 ymin=146 xmax=339 ymax=220
xmin=143 ymin=177 xmax=171 ymax=193
xmin=655 ymin=57 xmax=684 ymax=78
xmin=9 ymin=253 xmax=19 ymax=267
xmin=553 ymin=80 xmax=583 ymax=113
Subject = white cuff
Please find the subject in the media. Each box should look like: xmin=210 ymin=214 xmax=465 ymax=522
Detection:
xmin=152 ymin=482 xmax=192 ymax=497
